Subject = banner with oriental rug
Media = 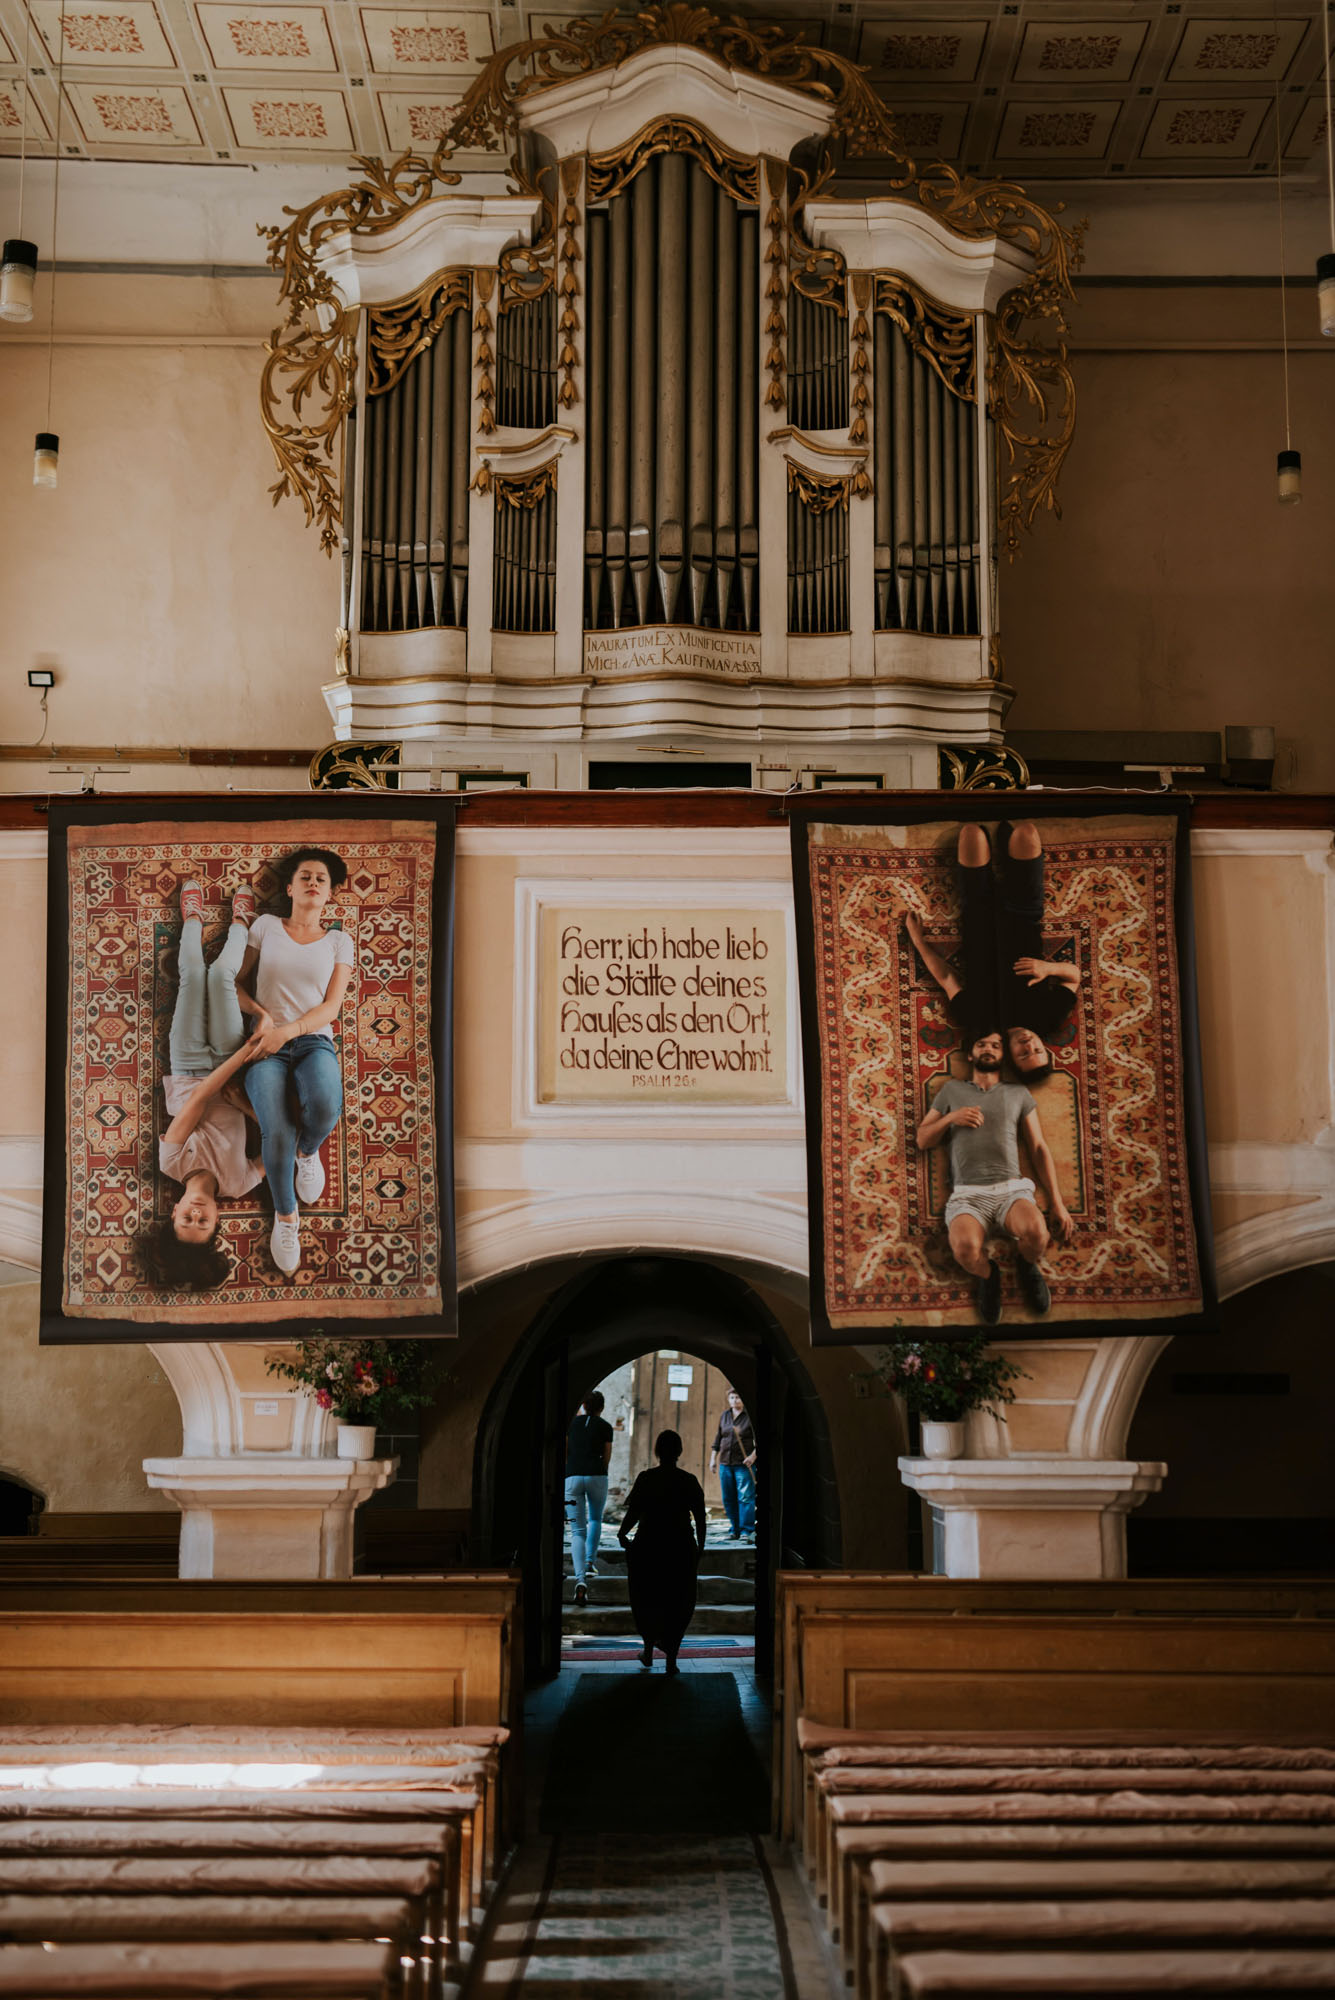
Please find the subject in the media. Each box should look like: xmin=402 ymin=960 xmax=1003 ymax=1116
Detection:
xmin=792 ymin=799 xmax=1215 ymax=1342
xmin=41 ymin=798 xmax=455 ymax=1342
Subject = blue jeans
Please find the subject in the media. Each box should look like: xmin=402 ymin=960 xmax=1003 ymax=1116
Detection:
xmin=169 ymin=919 xmax=248 ymax=1076
xmin=565 ymin=1474 xmax=608 ymax=1584
xmin=244 ymin=1035 xmax=343 ymax=1217
xmin=718 ymin=1461 xmax=755 ymax=1537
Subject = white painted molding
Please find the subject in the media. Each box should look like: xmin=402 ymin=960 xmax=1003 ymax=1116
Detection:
xmin=475 ymin=424 xmax=578 ymax=481
xmin=1215 ymin=1197 xmax=1335 ymax=1298
xmin=458 ymin=827 xmax=791 ymax=858
xmin=460 ymin=1135 xmax=806 ymax=1186
xmin=809 ymin=197 xmax=1033 ymax=313
xmin=457 ymin=1188 xmax=808 ymax=1287
xmin=319 ymin=192 xmax=542 ymax=309
xmin=322 ymin=669 xmax=1009 ymax=742
xmin=899 ymin=1457 xmax=1167 ymax=1508
xmin=146 ymin=1344 xmax=243 ymax=1458
xmin=0 ymin=831 xmax=47 ymax=862
xmin=1210 ymin=1139 xmax=1335 ymax=1193
xmin=1190 ymin=829 xmax=1334 ymax=860
xmin=0 ymin=1194 xmax=41 ymax=1270
xmin=0 ymin=1138 xmax=42 ymax=1188
xmin=516 ymin=42 xmax=832 ymax=161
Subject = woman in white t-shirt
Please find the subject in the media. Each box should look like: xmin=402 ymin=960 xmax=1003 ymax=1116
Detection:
xmin=135 ymin=877 xmax=266 ymax=1292
xmin=237 ymin=847 xmax=356 ymax=1277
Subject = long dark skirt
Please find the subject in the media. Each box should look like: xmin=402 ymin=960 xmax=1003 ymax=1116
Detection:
xmin=625 ymin=1533 xmax=699 ymax=1656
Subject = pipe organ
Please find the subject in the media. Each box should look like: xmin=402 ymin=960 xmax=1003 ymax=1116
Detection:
xmin=262 ymin=6 xmax=1079 ymax=791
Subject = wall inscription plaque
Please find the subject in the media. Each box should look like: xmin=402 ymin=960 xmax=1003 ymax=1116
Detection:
xmin=584 ymin=628 xmax=762 ymax=677
xmin=538 ymin=904 xmax=789 ymax=1103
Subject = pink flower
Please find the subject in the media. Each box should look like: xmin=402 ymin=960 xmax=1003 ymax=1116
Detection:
xmin=900 ymin=1353 xmax=922 ymax=1375
xmin=315 ymin=1388 xmax=333 ymax=1409
xmin=356 ymin=1377 xmax=377 ymax=1396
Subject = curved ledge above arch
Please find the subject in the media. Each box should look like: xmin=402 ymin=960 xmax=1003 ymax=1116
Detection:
xmin=1215 ymin=1200 xmax=1335 ymax=1301
xmin=457 ymin=1188 xmax=808 ymax=1292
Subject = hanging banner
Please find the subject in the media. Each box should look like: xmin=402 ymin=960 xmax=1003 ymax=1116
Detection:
xmin=792 ymin=798 xmax=1216 ymax=1342
xmin=41 ymin=796 xmax=456 ymax=1341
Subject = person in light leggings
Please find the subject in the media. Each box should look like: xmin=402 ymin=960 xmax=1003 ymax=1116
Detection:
xmin=564 ymin=1390 xmax=613 ymax=1606
xmin=135 ymin=878 xmax=265 ymax=1292
xmin=237 ymin=848 xmax=354 ymax=1278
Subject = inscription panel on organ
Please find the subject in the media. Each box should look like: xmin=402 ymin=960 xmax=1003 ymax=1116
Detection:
xmin=537 ymin=904 xmax=788 ymax=1103
xmin=584 ymin=629 xmax=762 ymax=678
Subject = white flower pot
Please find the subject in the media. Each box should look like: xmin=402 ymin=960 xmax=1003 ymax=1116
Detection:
xmin=919 ymin=1419 xmax=965 ymax=1460
xmin=335 ymin=1422 xmax=378 ymax=1460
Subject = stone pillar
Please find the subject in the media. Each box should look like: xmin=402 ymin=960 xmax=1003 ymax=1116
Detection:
xmin=898 ymin=1456 xmax=1165 ymax=1579
xmin=896 ymin=1334 xmax=1171 ymax=1580
xmin=143 ymin=1453 xmax=397 ymax=1580
xmin=145 ymin=1341 xmax=398 ymax=1580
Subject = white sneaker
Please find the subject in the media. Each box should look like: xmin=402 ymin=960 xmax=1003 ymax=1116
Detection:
xmin=271 ymin=1217 xmax=301 ymax=1275
xmin=294 ymin=1152 xmax=325 ymax=1203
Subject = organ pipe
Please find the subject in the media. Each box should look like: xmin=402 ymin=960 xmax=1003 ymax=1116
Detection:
xmin=583 ymin=152 xmax=759 ymax=631
xmin=493 ymin=477 xmax=556 ymax=633
xmin=497 ymin=291 xmax=555 ymax=428
xmin=872 ymin=310 xmax=980 ymax=637
xmin=360 ymin=304 xmax=470 ymax=633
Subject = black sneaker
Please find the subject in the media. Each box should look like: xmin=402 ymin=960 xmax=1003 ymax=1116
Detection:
xmin=974 ymin=1260 xmax=1002 ymax=1325
xmin=1017 ymin=1257 xmax=1051 ymax=1316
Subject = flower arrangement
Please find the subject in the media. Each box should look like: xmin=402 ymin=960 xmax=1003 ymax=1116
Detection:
xmin=859 ymin=1336 xmax=1027 ymax=1423
xmin=266 ymin=1337 xmax=440 ymax=1429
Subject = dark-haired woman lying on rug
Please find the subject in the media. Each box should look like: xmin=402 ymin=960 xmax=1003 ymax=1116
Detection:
xmin=236 ymin=847 xmax=355 ymax=1279
xmin=135 ymin=877 xmax=266 ymax=1293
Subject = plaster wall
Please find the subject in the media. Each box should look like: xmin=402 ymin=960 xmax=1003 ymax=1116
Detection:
xmin=0 ymin=275 xmax=337 ymax=768
xmin=1005 ymin=286 xmax=1335 ymax=793
xmin=0 ymin=1280 xmax=180 ymax=1511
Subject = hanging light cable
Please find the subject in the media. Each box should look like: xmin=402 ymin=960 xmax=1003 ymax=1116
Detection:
xmin=1318 ymin=9 xmax=1335 ymax=335
xmin=1 ymin=1 xmax=38 ymax=323
xmin=34 ymin=0 xmax=65 ymax=488
xmin=1273 ymin=35 xmax=1301 ymax=503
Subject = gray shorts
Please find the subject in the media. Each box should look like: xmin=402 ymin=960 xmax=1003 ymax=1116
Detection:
xmin=945 ymin=1176 xmax=1036 ymax=1236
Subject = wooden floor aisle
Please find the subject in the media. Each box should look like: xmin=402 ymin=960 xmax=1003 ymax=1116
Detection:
xmin=464 ymin=1661 xmax=835 ymax=1998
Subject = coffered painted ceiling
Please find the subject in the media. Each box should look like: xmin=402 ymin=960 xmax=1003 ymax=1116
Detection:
xmin=0 ymin=0 xmax=1329 ymax=181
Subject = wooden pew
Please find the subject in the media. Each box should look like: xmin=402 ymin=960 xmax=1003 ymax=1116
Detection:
xmin=0 ymin=1575 xmax=523 ymax=1850
xmin=0 ymin=1897 xmax=422 ymax=2000
xmin=0 ymin=1817 xmax=466 ymax=1969
xmin=859 ymin=1862 xmax=1335 ymax=2000
xmin=893 ymin=1946 xmax=1335 ymax=1995
xmin=773 ymin=1576 xmax=1335 ymax=1842
xmin=0 ymin=1939 xmax=401 ymax=1997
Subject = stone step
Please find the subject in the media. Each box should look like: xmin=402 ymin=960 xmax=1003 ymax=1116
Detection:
xmin=562 ymin=1602 xmax=756 ymax=1637
xmin=566 ymin=1545 xmax=756 ymax=1581
xmin=566 ymin=1572 xmax=753 ymax=1608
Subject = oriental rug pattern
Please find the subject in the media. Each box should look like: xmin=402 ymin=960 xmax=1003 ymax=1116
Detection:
xmin=803 ymin=814 xmax=1205 ymax=1334
xmin=63 ymin=817 xmax=442 ymax=1323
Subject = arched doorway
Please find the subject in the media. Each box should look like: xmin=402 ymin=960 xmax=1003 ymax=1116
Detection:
xmin=471 ymin=1253 xmax=840 ymax=1680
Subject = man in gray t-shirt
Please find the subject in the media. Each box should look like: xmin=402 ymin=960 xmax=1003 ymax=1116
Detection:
xmin=916 ymin=1030 xmax=1075 ymax=1325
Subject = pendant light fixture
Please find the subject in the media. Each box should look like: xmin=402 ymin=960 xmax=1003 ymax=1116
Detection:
xmin=1 ymin=0 xmax=37 ymax=322
xmin=1273 ymin=29 xmax=1300 ymax=504
xmin=1319 ymin=16 xmax=1335 ymax=336
xmin=34 ymin=0 xmax=65 ymax=488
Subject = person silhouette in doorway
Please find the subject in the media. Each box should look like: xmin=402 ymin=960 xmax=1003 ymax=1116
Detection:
xmin=618 ymin=1429 xmax=707 ymax=1675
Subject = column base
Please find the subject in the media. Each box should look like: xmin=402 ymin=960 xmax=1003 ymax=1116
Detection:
xmin=143 ymin=1455 xmax=398 ymax=1580
xmin=898 ymin=1457 xmax=1167 ymax=1579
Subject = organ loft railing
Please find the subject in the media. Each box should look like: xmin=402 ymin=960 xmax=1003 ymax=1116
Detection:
xmin=260 ymin=4 xmax=1081 ymax=737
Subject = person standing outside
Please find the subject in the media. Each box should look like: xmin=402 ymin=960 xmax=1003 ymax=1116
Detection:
xmin=565 ymin=1389 xmax=613 ymax=1608
xmin=915 ymin=1029 xmax=1075 ymax=1324
xmin=709 ymin=1387 xmax=757 ymax=1542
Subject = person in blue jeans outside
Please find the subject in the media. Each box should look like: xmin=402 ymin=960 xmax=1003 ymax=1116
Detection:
xmin=237 ymin=849 xmax=355 ymax=1277
xmin=709 ymin=1387 xmax=757 ymax=1540
xmin=565 ymin=1390 xmax=614 ymax=1607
